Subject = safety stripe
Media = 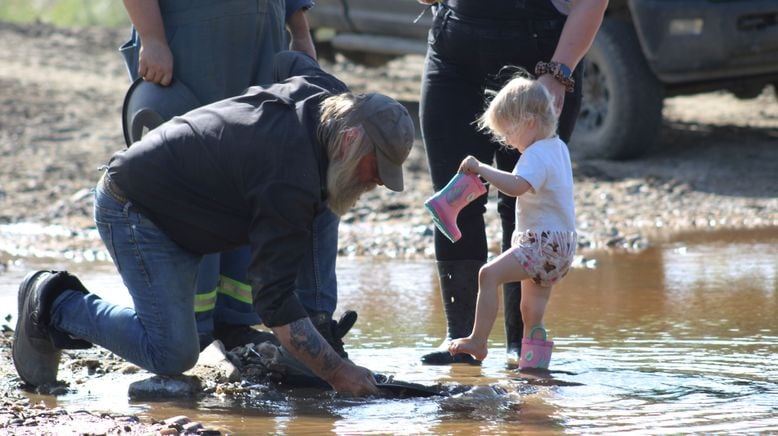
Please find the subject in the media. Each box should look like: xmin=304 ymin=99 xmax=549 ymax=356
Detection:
xmin=194 ymin=289 xmax=217 ymax=313
xmin=217 ymin=275 xmax=253 ymax=304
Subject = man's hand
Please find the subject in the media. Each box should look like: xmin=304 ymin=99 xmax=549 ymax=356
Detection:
xmin=138 ymin=37 xmax=173 ymax=86
xmin=328 ymin=361 xmax=379 ymax=396
xmin=272 ymin=317 xmax=378 ymax=396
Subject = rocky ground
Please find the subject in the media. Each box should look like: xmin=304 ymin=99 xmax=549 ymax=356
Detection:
xmin=0 ymin=20 xmax=777 ymax=434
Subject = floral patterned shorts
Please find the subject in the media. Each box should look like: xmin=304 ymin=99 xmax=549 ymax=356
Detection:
xmin=509 ymin=230 xmax=577 ymax=287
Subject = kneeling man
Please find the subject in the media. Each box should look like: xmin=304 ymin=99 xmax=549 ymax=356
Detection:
xmin=13 ymin=51 xmax=414 ymax=396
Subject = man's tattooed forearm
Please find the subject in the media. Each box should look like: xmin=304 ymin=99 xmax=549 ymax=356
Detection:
xmin=320 ymin=348 xmax=340 ymax=372
xmin=288 ymin=318 xmax=341 ymax=372
xmin=289 ymin=319 xmax=323 ymax=355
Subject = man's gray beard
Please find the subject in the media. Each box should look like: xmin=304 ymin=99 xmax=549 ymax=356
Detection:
xmin=327 ymin=158 xmax=377 ymax=216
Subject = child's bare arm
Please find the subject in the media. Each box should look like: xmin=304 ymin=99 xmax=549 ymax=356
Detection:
xmin=460 ymin=156 xmax=532 ymax=197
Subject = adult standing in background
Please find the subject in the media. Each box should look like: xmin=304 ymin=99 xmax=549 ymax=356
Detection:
xmin=119 ymin=0 xmax=346 ymax=352
xmin=121 ymin=0 xmax=316 ymax=91
xmin=418 ymin=0 xmax=607 ymax=365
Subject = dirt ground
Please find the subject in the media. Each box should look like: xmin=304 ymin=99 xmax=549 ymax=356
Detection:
xmin=1 ymin=21 xmax=777 ymax=260
xmin=0 ymin=20 xmax=777 ymax=434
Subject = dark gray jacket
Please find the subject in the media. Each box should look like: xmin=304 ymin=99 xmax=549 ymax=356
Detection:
xmin=108 ymin=52 xmax=348 ymax=327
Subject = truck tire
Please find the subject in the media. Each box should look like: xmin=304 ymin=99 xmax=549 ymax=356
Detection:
xmin=570 ymin=18 xmax=663 ymax=160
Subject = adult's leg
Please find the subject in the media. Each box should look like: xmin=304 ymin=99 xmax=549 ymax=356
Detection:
xmin=194 ymin=254 xmax=221 ymax=348
xmin=199 ymin=208 xmax=340 ymax=351
xmin=49 ymin=184 xmax=201 ymax=375
xmin=420 ymin=12 xmax=496 ymax=365
xmin=216 ymin=247 xmax=260 ymax=325
xmin=295 ymin=208 xmax=353 ymax=357
xmin=495 ymin=149 xmax=524 ymax=359
xmin=210 ymin=246 xmax=275 ymax=349
xmin=194 ymin=249 xmax=264 ymax=351
xmin=295 ymin=208 xmax=339 ymax=316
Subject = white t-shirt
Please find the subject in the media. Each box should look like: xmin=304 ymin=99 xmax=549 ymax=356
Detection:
xmin=512 ymin=136 xmax=576 ymax=234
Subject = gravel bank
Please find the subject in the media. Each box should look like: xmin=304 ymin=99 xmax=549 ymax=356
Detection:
xmin=1 ymin=22 xmax=776 ymax=263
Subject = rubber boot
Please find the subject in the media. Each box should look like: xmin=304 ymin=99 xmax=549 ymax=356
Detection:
xmin=503 ymin=281 xmax=523 ymax=366
xmin=421 ymin=260 xmax=483 ymax=365
xmin=424 ymin=173 xmax=487 ymax=243
xmin=519 ymin=326 xmax=553 ymax=370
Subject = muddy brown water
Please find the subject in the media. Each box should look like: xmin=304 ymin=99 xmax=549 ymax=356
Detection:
xmin=0 ymin=228 xmax=776 ymax=434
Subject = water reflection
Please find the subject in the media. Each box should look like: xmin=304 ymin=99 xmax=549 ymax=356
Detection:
xmin=0 ymin=228 xmax=776 ymax=434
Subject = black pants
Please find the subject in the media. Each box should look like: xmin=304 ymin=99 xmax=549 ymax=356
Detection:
xmin=420 ymin=4 xmax=583 ymax=260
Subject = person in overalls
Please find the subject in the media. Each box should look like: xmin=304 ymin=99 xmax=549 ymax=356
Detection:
xmin=118 ymin=0 xmax=349 ymax=352
xmin=417 ymin=0 xmax=607 ymax=365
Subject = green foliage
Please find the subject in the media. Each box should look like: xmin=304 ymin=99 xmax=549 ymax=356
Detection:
xmin=0 ymin=0 xmax=130 ymax=27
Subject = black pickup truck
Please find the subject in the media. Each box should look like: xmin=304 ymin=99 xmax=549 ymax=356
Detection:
xmin=307 ymin=0 xmax=778 ymax=160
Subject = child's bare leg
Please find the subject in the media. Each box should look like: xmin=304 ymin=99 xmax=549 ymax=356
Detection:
xmin=449 ymin=250 xmax=528 ymax=360
xmin=520 ymin=280 xmax=552 ymax=336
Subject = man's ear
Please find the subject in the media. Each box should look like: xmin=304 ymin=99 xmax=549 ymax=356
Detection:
xmin=336 ymin=127 xmax=361 ymax=160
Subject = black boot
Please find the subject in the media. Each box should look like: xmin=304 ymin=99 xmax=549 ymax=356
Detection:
xmin=13 ymin=270 xmax=93 ymax=387
xmin=213 ymin=322 xmax=280 ymax=350
xmin=310 ymin=310 xmax=358 ymax=359
xmin=503 ymin=281 xmax=523 ymax=365
xmin=421 ymin=260 xmax=483 ymax=365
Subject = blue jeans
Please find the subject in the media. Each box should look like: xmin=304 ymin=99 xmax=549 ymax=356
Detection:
xmin=50 ymin=183 xmax=337 ymax=375
xmin=51 ymin=185 xmax=201 ymax=374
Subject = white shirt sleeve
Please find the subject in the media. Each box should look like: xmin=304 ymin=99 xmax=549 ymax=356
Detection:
xmin=513 ymin=148 xmax=547 ymax=194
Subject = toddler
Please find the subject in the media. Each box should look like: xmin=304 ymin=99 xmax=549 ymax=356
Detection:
xmin=448 ymin=75 xmax=577 ymax=369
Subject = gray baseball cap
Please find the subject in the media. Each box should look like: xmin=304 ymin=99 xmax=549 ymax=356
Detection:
xmin=354 ymin=93 xmax=415 ymax=192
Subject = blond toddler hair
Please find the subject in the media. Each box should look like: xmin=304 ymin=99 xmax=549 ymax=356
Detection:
xmin=477 ymin=75 xmax=558 ymax=145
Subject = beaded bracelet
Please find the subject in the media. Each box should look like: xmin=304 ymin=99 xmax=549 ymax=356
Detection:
xmin=534 ymin=61 xmax=575 ymax=92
